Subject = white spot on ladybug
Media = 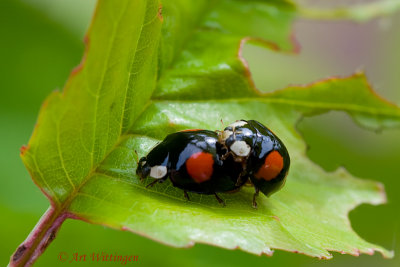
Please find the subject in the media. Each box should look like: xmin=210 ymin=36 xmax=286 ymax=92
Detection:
xmin=150 ymin=165 xmax=167 ymax=179
xmin=229 ymin=120 xmax=247 ymax=129
xmin=230 ymin=141 xmax=251 ymax=157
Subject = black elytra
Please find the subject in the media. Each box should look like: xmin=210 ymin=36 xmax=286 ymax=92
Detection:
xmin=136 ymin=120 xmax=290 ymax=208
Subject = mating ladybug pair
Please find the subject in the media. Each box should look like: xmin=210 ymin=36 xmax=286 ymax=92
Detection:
xmin=136 ymin=120 xmax=290 ymax=208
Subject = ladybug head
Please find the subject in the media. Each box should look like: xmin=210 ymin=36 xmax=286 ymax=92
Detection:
xmin=136 ymin=157 xmax=150 ymax=180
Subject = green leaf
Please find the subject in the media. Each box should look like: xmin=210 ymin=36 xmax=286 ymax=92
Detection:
xmin=15 ymin=0 xmax=396 ymax=264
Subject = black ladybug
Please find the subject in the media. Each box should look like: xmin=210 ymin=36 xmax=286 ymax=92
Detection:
xmin=218 ymin=120 xmax=290 ymax=208
xmin=136 ymin=130 xmax=246 ymax=205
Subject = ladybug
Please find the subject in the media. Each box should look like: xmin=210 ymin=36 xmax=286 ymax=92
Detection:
xmin=136 ymin=130 xmax=246 ymax=205
xmin=218 ymin=120 xmax=290 ymax=208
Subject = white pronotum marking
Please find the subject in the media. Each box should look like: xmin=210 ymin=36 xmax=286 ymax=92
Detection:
xmin=150 ymin=165 xmax=167 ymax=179
xmin=229 ymin=120 xmax=247 ymax=129
xmin=230 ymin=141 xmax=251 ymax=157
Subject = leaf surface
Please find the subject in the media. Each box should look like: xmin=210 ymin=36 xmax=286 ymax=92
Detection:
xmin=20 ymin=0 xmax=396 ymax=260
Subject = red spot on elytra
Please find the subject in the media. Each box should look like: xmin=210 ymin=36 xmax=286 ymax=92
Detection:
xmin=186 ymin=152 xmax=214 ymax=183
xmin=255 ymin=151 xmax=284 ymax=181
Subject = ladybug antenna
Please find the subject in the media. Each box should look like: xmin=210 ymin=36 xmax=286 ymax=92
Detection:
xmin=134 ymin=150 xmax=139 ymax=163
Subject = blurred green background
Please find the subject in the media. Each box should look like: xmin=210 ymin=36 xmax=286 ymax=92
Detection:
xmin=1 ymin=0 xmax=399 ymax=266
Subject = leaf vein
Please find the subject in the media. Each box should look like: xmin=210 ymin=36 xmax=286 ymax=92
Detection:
xmin=88 ymin=2 xmax=129 ymax=168
xmin=152 ymin=98 xmax=400 ymax=117
xmin=56 ymin=120 xmax=76 ymax=191
xmin=119 ymin=1 xmax=149 ymax=135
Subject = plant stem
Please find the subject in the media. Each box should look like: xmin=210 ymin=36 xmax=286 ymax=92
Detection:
xmin=9 ymin=206 xmax=68 ymax=267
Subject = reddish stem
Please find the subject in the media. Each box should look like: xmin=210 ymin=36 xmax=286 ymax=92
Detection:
xmin=9 ymin=206 xmax=68 ymax=267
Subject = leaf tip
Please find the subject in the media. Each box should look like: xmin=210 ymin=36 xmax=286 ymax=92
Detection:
xmin=384 ymin=250 xmax=395 ymax=259
xmin=289 ymin=31 xmax=301 ymax=54
xmin=238 ymin=37 xmax=257 ymax=90
xmin=352 ymin=248 xmax=361 ymax=256
xmin=238 ymin=37 xmax=287 ymax=94
xmin=20 ymin=145 xmax=29 ymax=156
xmin=359 ymin=73 xmax=400 ymax=111
xmin=375 ymin=181 xmax=388 ymax=204
xmin=70 ymin=36 xmax=90 ymax=79
xmin=348 ymin=71 xmax=400 ymax=109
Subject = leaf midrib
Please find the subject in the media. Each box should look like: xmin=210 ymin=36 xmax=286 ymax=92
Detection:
xmin=151 ymin=98 xmax=400 ymax=117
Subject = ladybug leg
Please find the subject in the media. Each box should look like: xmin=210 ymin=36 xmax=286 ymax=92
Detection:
xmin=145 ymin=179 xmax=159 ymax=188
xmin=235 ymin=171 xmax=246 ymax=186
xmin=252 ymin=187 xmax=260 ymax=209
xmin=139 ymin=173 xmax=147 ymax=182
xmin=221 ymin=150 xmax=235 ymax=161
xmin=244 ymin=179 xmax=253 ymax=187
xmin=145 ymin=177 xmax=167 ymax=188
xmin=214 ymin=193 xmax=226 ymax=206
xmin=183 ymin=190 xmax=190 ymax=201
xmin=235 ymin=174 xmax=242 ymax=186
xmin=134 ymin=150 xmax=139 ymax=163
xmin=220 ymin=151 xmax=229 ymax=160
xmin=218 ymin=143 xmax=230 ymax=161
